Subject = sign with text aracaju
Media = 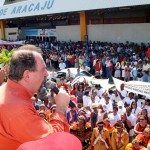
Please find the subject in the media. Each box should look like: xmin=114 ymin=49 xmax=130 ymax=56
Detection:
xmin=0 ymin=0 xmax=54 ymax=19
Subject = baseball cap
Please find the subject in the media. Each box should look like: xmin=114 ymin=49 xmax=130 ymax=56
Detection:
xmin=92 ymin=103 xmax=98 ymax=109
xmin=17 ymin=132 xmax=82 ymax=150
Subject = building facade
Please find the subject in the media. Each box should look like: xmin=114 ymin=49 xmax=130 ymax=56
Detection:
xmin=0 ymin=0 xmax=150 ymax=43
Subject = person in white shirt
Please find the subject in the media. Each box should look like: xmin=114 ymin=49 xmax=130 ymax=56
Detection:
xmin=83 ymin=90 xmax=91 ymax=108
xmin=108 ymin=90 xmax=115 ymax=104
xmin=92 ymin=89 xmax=101 ymax=104
xmin=108 ymin=106 xmax=121 ymax=126
xmin=88 ymin=90 xmax=100 ymax=110
xmin=103 ymin=95 xmax=113 ymax=114
xmin=143 ymin=99 xmax=150 ymax=118
xmin=95 ymin=85 xmax=106 ymax=99
xmin=117 ymin=101 xmax=126 ymax=115
xmin=115 ymin=84 xmax=127 ymax=103
xmin=134 ymin=95 xmax=142 ymax=108
xmin=142 ymin=60 xmax=150 ymax=71
xmin=125 ymin=107 xmax=137 ymax=141
xmin=131 ymin=101 xmax=142 ymax=119
xmin=66 ymin=69 xmax=74 ymax=81
xmin=124 ymin=92 xmax=135 ymax=107
xmin=59 ymin=60 xmax=66 ymax=70
xmin=80 ymin=64 xmax=90 ymax=72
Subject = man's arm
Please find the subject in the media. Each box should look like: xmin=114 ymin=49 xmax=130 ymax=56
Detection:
xmin=10 ymin=89 xmax=70 ymax=143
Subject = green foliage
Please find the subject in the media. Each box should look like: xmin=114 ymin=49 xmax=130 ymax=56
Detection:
xmin=0 ymin=49 xmax=14 ymax=65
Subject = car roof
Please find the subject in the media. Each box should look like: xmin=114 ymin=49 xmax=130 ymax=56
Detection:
xmin=57 ymin=68 xmax=84 ymax=74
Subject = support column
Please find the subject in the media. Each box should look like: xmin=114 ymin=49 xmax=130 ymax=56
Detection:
xmin=144 ymin=10 xmax=149 ymax=23
xmin=80 ymin=12 xmax=87 ymax=42
xmin=0 ymin=20 xmax=6 ymax=40
xmin=100 ymin=13 xmax=104 ymax=24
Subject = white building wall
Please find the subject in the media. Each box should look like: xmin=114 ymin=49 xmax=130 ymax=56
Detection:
xmin=88 ymin=23 xmax=150 ymax=43
xmin=56 ymin=25 xmax=80 ymax=42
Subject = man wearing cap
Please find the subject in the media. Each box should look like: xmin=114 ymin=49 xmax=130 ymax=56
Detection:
xmin=90 ymin=121 xmax=112 ymax=150
xmin=111 ymin=121 xmax=129 ymax=150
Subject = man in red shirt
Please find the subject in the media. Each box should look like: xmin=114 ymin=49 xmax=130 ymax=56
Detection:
xmin=0 ymin=45 xmax=70 ymax=150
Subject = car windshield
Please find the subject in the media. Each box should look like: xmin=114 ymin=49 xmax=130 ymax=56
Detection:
xmin=80 ymin=71 xmax=92 ymax=77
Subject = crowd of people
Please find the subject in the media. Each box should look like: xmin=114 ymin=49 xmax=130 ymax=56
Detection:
xmin=0 ymin=41 xmax=150 ymax=150
xmin=25 ymin=40 xmax=150 ymax=83
xmin=27 ymin=40 xmax=150 ymax=149
xmin=35 ymin=70 xmax=150 ymax=150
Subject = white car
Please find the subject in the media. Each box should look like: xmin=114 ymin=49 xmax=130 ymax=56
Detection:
xmin=47 ymin=68 xmax=92 ymax=83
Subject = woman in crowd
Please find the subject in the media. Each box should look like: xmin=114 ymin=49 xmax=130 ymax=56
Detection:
xmin=131 ymin=101 xmax=142 ymax=119
xmin=134 ymin=115 xmax=150 ymax=135
xmin=94 ymin=59 xmax=102 ymax=76
xmin=74 ymin=55 xmax=79 ymax=68
xmin=76 ymin=85 xmax=84 ymax=106
xmin=114 ymin=62 xmax=121 ymax=79
xmin=70 ymin=83 xmax=78 ymax=96
xmin=135 ymin=127 xmax=150 ymax=148
xmin=142 ymin=99 xmax=150 ymax=118
xmin=121 ymin=61 xmax=126 ymax=80
xmin=138 ymin=109 xmax=150 ymax=124
xmin=124 ymin=63 xmax=131 ymax=82
xmin=98 ymin=105 xmax=108 ymax=122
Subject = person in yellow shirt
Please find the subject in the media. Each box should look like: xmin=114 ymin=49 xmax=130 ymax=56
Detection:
xmin=90 ymin=121 xmax=112 ymax=150
xmin=111 ymin=121 xmax=129 ymax=150
xmin=125 ymin=139 xmax=147 ymax=150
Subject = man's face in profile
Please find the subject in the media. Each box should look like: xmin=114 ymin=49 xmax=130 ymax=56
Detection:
xmin=29 ymin=53 xmax=48 ymax=93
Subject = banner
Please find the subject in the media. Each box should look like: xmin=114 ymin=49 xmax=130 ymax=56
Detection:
xmin=0 ymin=40 xmax=25 ymax=46
xmin=24 ymin=29 xmax=56 ymax=37
xmin=113 ymin=77 xmax=150 ymax=98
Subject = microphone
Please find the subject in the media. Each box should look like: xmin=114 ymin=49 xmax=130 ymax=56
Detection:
xmin=46 ymin=80 xmax=76 ymax=108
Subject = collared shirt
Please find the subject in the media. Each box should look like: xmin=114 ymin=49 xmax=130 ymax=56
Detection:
xmin=0 ymin=79 xmax=69 ymax=150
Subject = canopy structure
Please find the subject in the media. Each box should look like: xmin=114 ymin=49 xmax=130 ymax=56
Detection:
xmin=0 ymin=0 xmax=5 ymax=6
xmin=0 ymin=0 xmax=150 ymax=19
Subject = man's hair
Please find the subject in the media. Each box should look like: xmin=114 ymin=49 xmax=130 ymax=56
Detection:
xmin=8 ymin=45 xmax=39 ymax=81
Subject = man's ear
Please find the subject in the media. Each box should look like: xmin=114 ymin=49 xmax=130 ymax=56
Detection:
xmin=22 ymin=70 xmax=30 ymax=82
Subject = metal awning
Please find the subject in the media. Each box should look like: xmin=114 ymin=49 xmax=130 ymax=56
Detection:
xmin=0 ymin=0 xmax=150 ymax=20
